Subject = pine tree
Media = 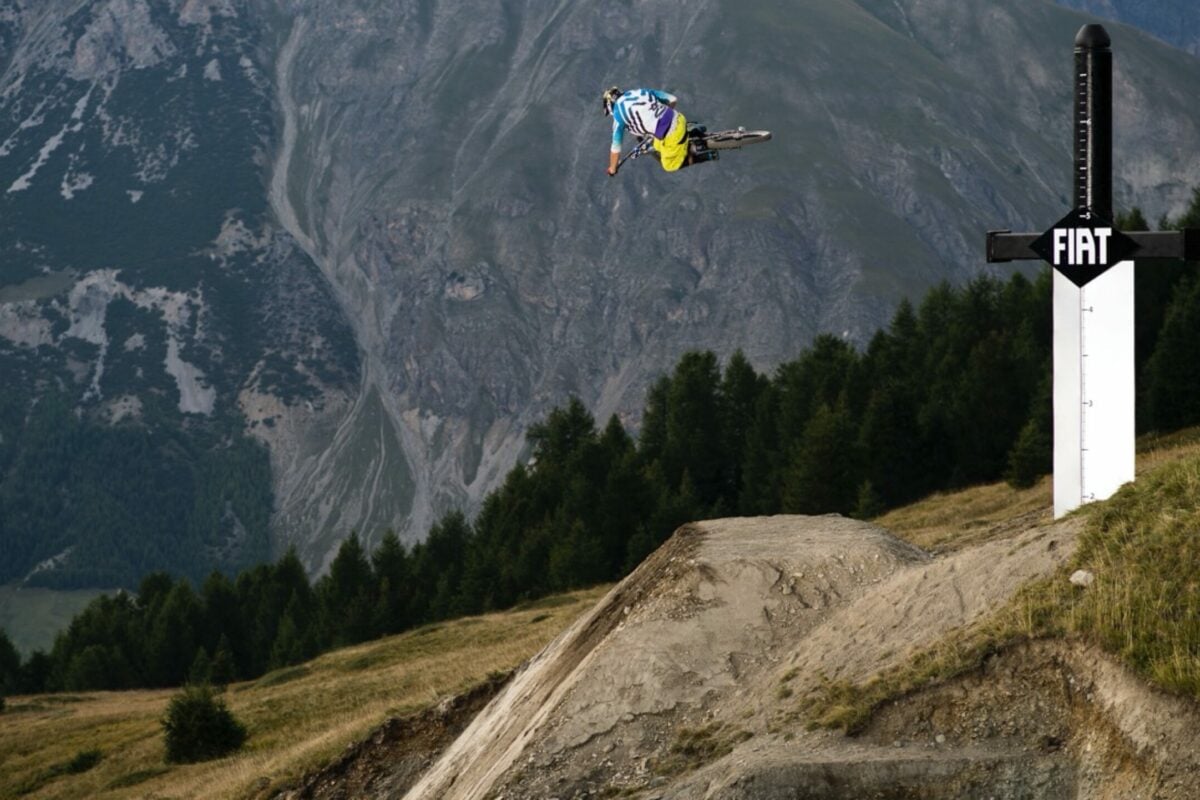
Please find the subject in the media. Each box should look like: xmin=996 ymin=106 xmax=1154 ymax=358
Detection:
xmin=319 ymin=533 xmax=376 ymax=646
xmin=598 ymin=447 xmax=653 ymax=580
xmin=0 ymin=629 xmax=19 ymax=694
xmin=63 ymin=644 xmax=133 ymax=691
xmin=527 ymin=398 xmax=597 ymax=476
xmin=738 ymin=387 xmax=782 ymax=515
xmin=718 ymin=351 xmax=766 ymax=510
xmin=638 ymin=376 xmax=672 ymax=466
xmin=188 ymin=647 xmax=213 ymax=686
xmin=1005 ymin=418 xmax=1051 ymax=489
xmin=646 ymin=468 xmax=701 ymax=544
xmin=623 ymin=524 xmax=659 ymax=573
xmin=858 ymin=383 xmax=926 ymax=507
xmin=200 ymin=571 xmax=242 ymax=668
xmin=145 ymin=581 xmax=203 ymax=687
xmin=548 ymin=518 xmax=605 ymax=591
xmin=422 ymin=513 xmax=471 ymax=620
xmin=137 ymin=572 xmax=175 ymax=614
xmin=235 ymin=564 xmax=276 ymax=678
xmin=1005 ymin=372 xmax=1052 ymax=489
xmin=1145 ymin=275 xmax=1200 ymax=431
xmin=776 ymin=335 xmax=860 ymax=451
xmin=853 ymin=480 xmax=885 ymax=520
xmin=371 ymin=530 xmax=412 ymax=634
xmin=782 ymin=401 xmax=861 ymax=515
xmin=269 ymin=610 xmax=304 ymax=670
xmin=19 ymin=651 xmax=51 ymax=694
xmin=663 ymin=351 xmax=724 ymax=507
xmin=209 ymin=634 xmax=236 ymax=688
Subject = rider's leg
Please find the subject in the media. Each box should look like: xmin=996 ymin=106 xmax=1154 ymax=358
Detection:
xmin=654 ymin=113 xmax=690 ymax=172
xmin=670 ymin=124 xmax=717 ymax=170
xmin=677 ymin=149 xmax=719 ymax=170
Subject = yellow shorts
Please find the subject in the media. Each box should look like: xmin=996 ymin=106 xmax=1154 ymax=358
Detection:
xmin=654 ymin=112 xmax=688 ymax=172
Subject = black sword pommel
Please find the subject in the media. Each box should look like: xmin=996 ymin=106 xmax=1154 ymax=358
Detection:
xmin=1075 ymin=24 xmax=1111 ymax=50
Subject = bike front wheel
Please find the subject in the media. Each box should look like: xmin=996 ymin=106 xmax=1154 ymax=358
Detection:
xmin=700 ymin=129 xmax=772 ymax=150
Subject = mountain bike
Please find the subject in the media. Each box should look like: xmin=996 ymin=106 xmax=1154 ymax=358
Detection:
xmin=616 ymin=124 xmax=773 ymax=171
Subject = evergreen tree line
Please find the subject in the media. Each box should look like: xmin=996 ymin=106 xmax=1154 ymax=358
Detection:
xmin=0 ymin=376 xmax=273 ymax=590
xmin=4 ymin=193 xmax=1200 ymax=696
xmin=0 ymin=532 xmax=421 ymax=692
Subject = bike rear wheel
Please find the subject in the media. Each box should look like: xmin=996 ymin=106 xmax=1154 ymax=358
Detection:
xmin=699 ymin=129 xmax=772 ymax=150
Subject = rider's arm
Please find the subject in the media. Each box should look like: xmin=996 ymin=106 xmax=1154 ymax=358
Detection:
xmin=611 ymin=116 xmax=625 ymax=153
xmin=650 ymin=89 xmax=677 ymax=108
xmin=608 ymin=117 xmax=624 ymax=175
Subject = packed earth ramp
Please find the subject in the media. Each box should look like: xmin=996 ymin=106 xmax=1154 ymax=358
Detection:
xmin=380 ymin=513 xmax=1200 ymax=798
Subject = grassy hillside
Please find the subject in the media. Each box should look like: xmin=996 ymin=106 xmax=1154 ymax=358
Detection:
xmin=0 ymin=587 xmax=606 ymax=800
xmin=807 ymin=426 xmax=1200 ymax=731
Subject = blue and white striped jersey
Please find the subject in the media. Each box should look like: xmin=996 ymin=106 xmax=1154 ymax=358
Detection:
xmin=610 ymin=88 xmax=678 ymax=153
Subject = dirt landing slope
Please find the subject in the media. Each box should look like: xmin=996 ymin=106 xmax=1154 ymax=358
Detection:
xmin=399 ymin=513 xmax=1199 ymax=799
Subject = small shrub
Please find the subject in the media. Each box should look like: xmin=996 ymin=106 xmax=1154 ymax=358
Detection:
xmin=162 ymin=684 xmax=247 ymax=763
xmin=63 ymin=749 xmax=102 ymax=774
xmin=1005 ymin=416 xmax=1051 ymax=489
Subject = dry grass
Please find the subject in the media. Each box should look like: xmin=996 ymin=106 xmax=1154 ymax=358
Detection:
xmin=650 ymin=722 xmax=754 ymax=777
xmin=1068 ymin=450 xmax=1200 ymax=696
xmin=0 ymin=586 xmax=607 ymax=800
xmin=874 ymin=476 xmax=1053 ymax=553
xmin=877 ymin=425 xmax=1200 ymax=554
xmin=805 ymin=426 xmax=1200 ymax=731
xmin=1132 ymin=426 xmax=1200 ymax=474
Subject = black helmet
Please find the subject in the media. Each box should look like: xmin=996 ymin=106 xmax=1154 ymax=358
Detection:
xmin=602 ymin=86 xmax=622 ymax=116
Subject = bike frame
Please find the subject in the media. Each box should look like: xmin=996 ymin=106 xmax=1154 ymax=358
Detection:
xmin=616 ymin=136 xmax=655 ymax=170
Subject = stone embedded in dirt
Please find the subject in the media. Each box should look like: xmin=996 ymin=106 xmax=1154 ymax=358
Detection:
xmin=1070 ymin=569 xmax=1096 ymax=588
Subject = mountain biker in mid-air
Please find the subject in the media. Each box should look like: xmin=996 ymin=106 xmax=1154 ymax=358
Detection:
xmin=603 ymin=86 xmax=717 ymax=176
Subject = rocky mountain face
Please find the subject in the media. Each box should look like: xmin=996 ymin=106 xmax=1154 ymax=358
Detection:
xmin=1052 ymin=0 xmax=1200 ymax=55
xmin=0 ymin=0 xmax=358 ymax=584
xmin=2 ymin=0 xmax=1200 ymax=585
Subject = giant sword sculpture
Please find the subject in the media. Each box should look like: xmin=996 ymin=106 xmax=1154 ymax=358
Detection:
xmin=986 ymin=24 xmax=1200 ymax=518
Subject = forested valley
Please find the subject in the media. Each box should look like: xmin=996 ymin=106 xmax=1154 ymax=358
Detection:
xmin=3 ymin=195 xmax=1200 ymax=697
